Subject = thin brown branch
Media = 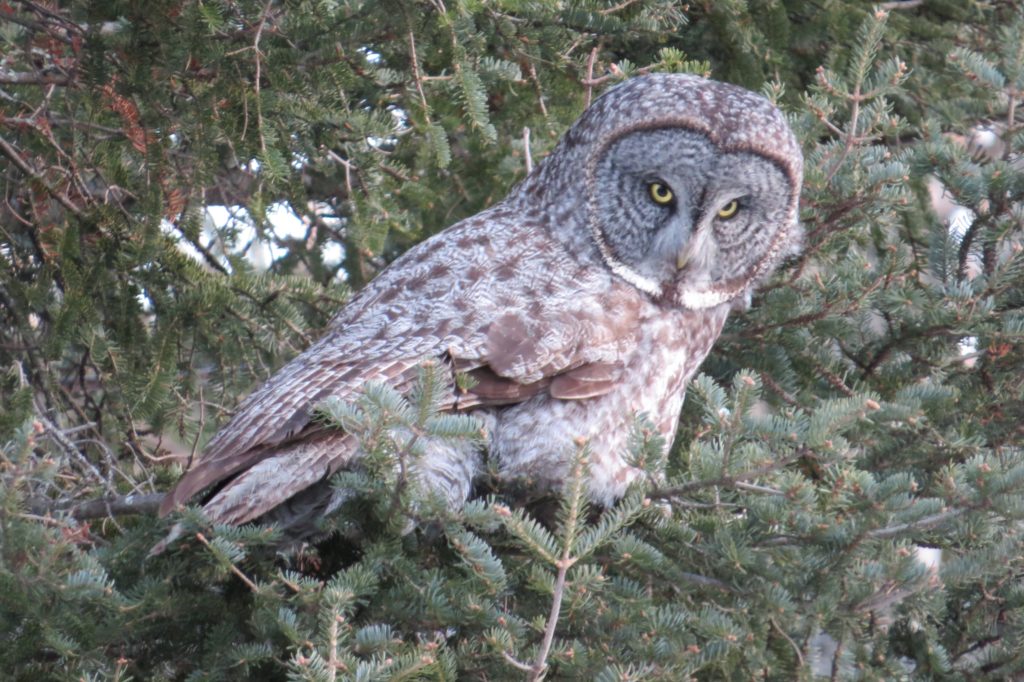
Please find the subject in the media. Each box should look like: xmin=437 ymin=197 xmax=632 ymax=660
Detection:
xmin=0 ymin=134 xmax=83 ymax=216
xmin=195 ymin=532 xmax=260 ymax=592
xmin=760 ymin=507 xmax=971 ymax=548
xmin=239 ymin=0 xmax=275 ymax=155
xmin=957 ymin=215 xmax=985 ymax=281
xmin=585 ymin=46 xmax=599 ymax=108
xmin=734 ymin=481 xmax=784 ymax=496
xmin=407 ymin=29 xmax=432 ymax=122
xmin=34 ymin=412 xmax=109 ymax=489
xmin=27 ymin=492 xmax=165 ymax=519
xmin=824 ymin=88 xmax=861 ymax=185
xmin=651 ymin=453 xmax=802 ymax=498
xmin=0 ymin=71 xmax=71 ymax=85
xmin=770 ymin=617 xmax=805 ymax=667
xmin=529 ymin=556 xmax=574 ymax=681
xmin=14 ymin=0 xmax=85 ymax=33
xmin=175 ymin=225 xmax=231 ymax=275
xmin=878 ymin=0 xmax=922 ymax=8
xmin=522 ymin=127 xmax=533 ymax=174
xmin=760 ymin=370 xmax=799 ymax=406
xmin=829 ymin=634 xmax=844 ymax=682
xmin=865 ymin=508 xmax=967 ymax=540
xmin=676 ymin=571 xmax=734 ymax=592
xmin=1005 ymin=88 xmax=1017 ymax=161
xmin=526 ymin=61 xmax=549 ymax=120
xmin=599 ymin=0 xmax=642 ymax=14
xmin=502 ymin=651 xmax=534 ymax=673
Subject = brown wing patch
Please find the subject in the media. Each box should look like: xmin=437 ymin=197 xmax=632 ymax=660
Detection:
xmin=483 ymin=312 xmax=533 ymax=377
xmin=456 ymin=366 xmax=551 ymax=408
xmin=454 ymin=361 xmax=622 ymax=409
xmin=549 ymin=361 xmax=624 ymax=400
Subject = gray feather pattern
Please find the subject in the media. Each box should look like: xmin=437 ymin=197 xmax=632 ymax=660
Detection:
xmin=155 ymin=74 xmax=802 ymax=550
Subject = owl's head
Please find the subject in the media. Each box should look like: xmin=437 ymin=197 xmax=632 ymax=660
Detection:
xmin=521 ymin=74 xmax=803 ymax=310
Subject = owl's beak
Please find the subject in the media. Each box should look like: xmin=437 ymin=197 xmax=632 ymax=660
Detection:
xmin=676 ymin=247 xmax=691 ymax=270
xmin=675 ymin=222 xmax=708 ymax=271
xmin=674 ymin=211 xmax=700 ymax=270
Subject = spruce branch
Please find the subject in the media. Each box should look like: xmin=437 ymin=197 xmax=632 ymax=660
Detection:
xmin=761 ymin=507 xmax=972 ymax=547
xmin=527 ymin=443 xmax=588 ymax=681
xmin=650 ymin=452 xmax=803 ymax=498
xmin=528 ymin=553 xmax=573 ymax=682
xmin=195 ymin=532 xmax=259 ymax=592
xmin=171 ymin=225 xmax=230 ymax=275
xmin=0 ymin=134 xmax=83 ymax=217
xmin=864 ymin=507 xmax=967 ymax=540
xmin=326 ymin=608 xmax=340 ymax=682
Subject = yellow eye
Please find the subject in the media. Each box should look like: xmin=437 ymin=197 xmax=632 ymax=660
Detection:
xmin=648 ymin=182 xmax=674 ymax=206
xmin=717 ymin=199 xmax=740 ymax=220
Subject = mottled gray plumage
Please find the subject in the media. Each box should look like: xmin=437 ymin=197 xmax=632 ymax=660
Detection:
xmin=156 ymin=74 xmax=802 ymax=548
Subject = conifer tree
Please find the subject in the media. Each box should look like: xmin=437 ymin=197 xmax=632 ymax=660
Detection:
xmin=2 ymin=1 xmax=1024 ymax=679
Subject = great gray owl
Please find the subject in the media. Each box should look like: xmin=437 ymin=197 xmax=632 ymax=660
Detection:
xmin=156 ymin=73 xmax=802 ymax=548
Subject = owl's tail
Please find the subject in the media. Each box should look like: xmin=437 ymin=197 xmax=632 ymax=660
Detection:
xmin=149 ymin=431 xmax=356 ymax=556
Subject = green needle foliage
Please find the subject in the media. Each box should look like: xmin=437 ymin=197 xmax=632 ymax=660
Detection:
xmin=3 ymin=1 xmax=1024 ymax=679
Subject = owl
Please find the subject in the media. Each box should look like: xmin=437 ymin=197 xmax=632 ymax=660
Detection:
xmin=155 ymin=74 xmax=802 ymax=549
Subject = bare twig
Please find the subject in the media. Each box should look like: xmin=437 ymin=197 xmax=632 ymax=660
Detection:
xmin=529 ymin=556 xmax=574 ymax=681
xmin=771 ymin=617 xmax=805 ymax=666
xmin=760 ymin=370 xmax=799 ymax=406
xmin=829 ymin=634 xmax=844 ymax=682
xmin=234 ymin=0 xmax=275 ymax=155
xmin=175 ymin=224 xmax=231 ymax=275
xmin=761 ymin=507 xmax=971 ymax=548
xmin=651 ymin=454 xmax=802 ymax=498
xmin=1004 ymin=88 xmax=1017 ymax=162
xmin=522 ymin=127 xmax=533 ymax=174
xmin=599 ymin=0 xmax=642 ymax=14
xmin=0 ymin=71 xmax=71 ymax=85
xmin=585 ymin=46 xmax=599 ymax=108
xmin=502 ymin=651 xmax=534 ymax=673
xmin=189 ymin=384 xmax=206 ymax=469
xmin=327 ymin=150 xmax=357 ymax=200
xmin=823 ymin=85 xmax=862 ymax=185
xmin=878 ymin=0 xmax=922 ymax=8
xmin=734 ymin=481 xmax=784 ymax=496
xmin=13 ymin=0 xmax=86 ymax=34
xmin=408 ymin=30 xmax=431 ymax=118
xmin=527 ymin=447 xmax=586 ymax=680
xmin=0 ymin=134 xmax=83 ymax=216
xmin=27 ymin=492 xmax=164 ymax=519
xmin=327 ymin=608 xmax=341 ymax=681
xmin=196 ymin=532 xmax=260 ymax=592
xmin=865 ymin=508 xmax=967 ymax=540
xmin=34 ymin=412 xmax=109 ymax=490
xmin=526 ymin=61 xmax=549 ymax=119
xmin=676 ymin=571 xmax=734 ymax=592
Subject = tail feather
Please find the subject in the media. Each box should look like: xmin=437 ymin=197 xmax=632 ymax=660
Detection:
xmin=150 ymin=431 xmax=356 ymax=555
